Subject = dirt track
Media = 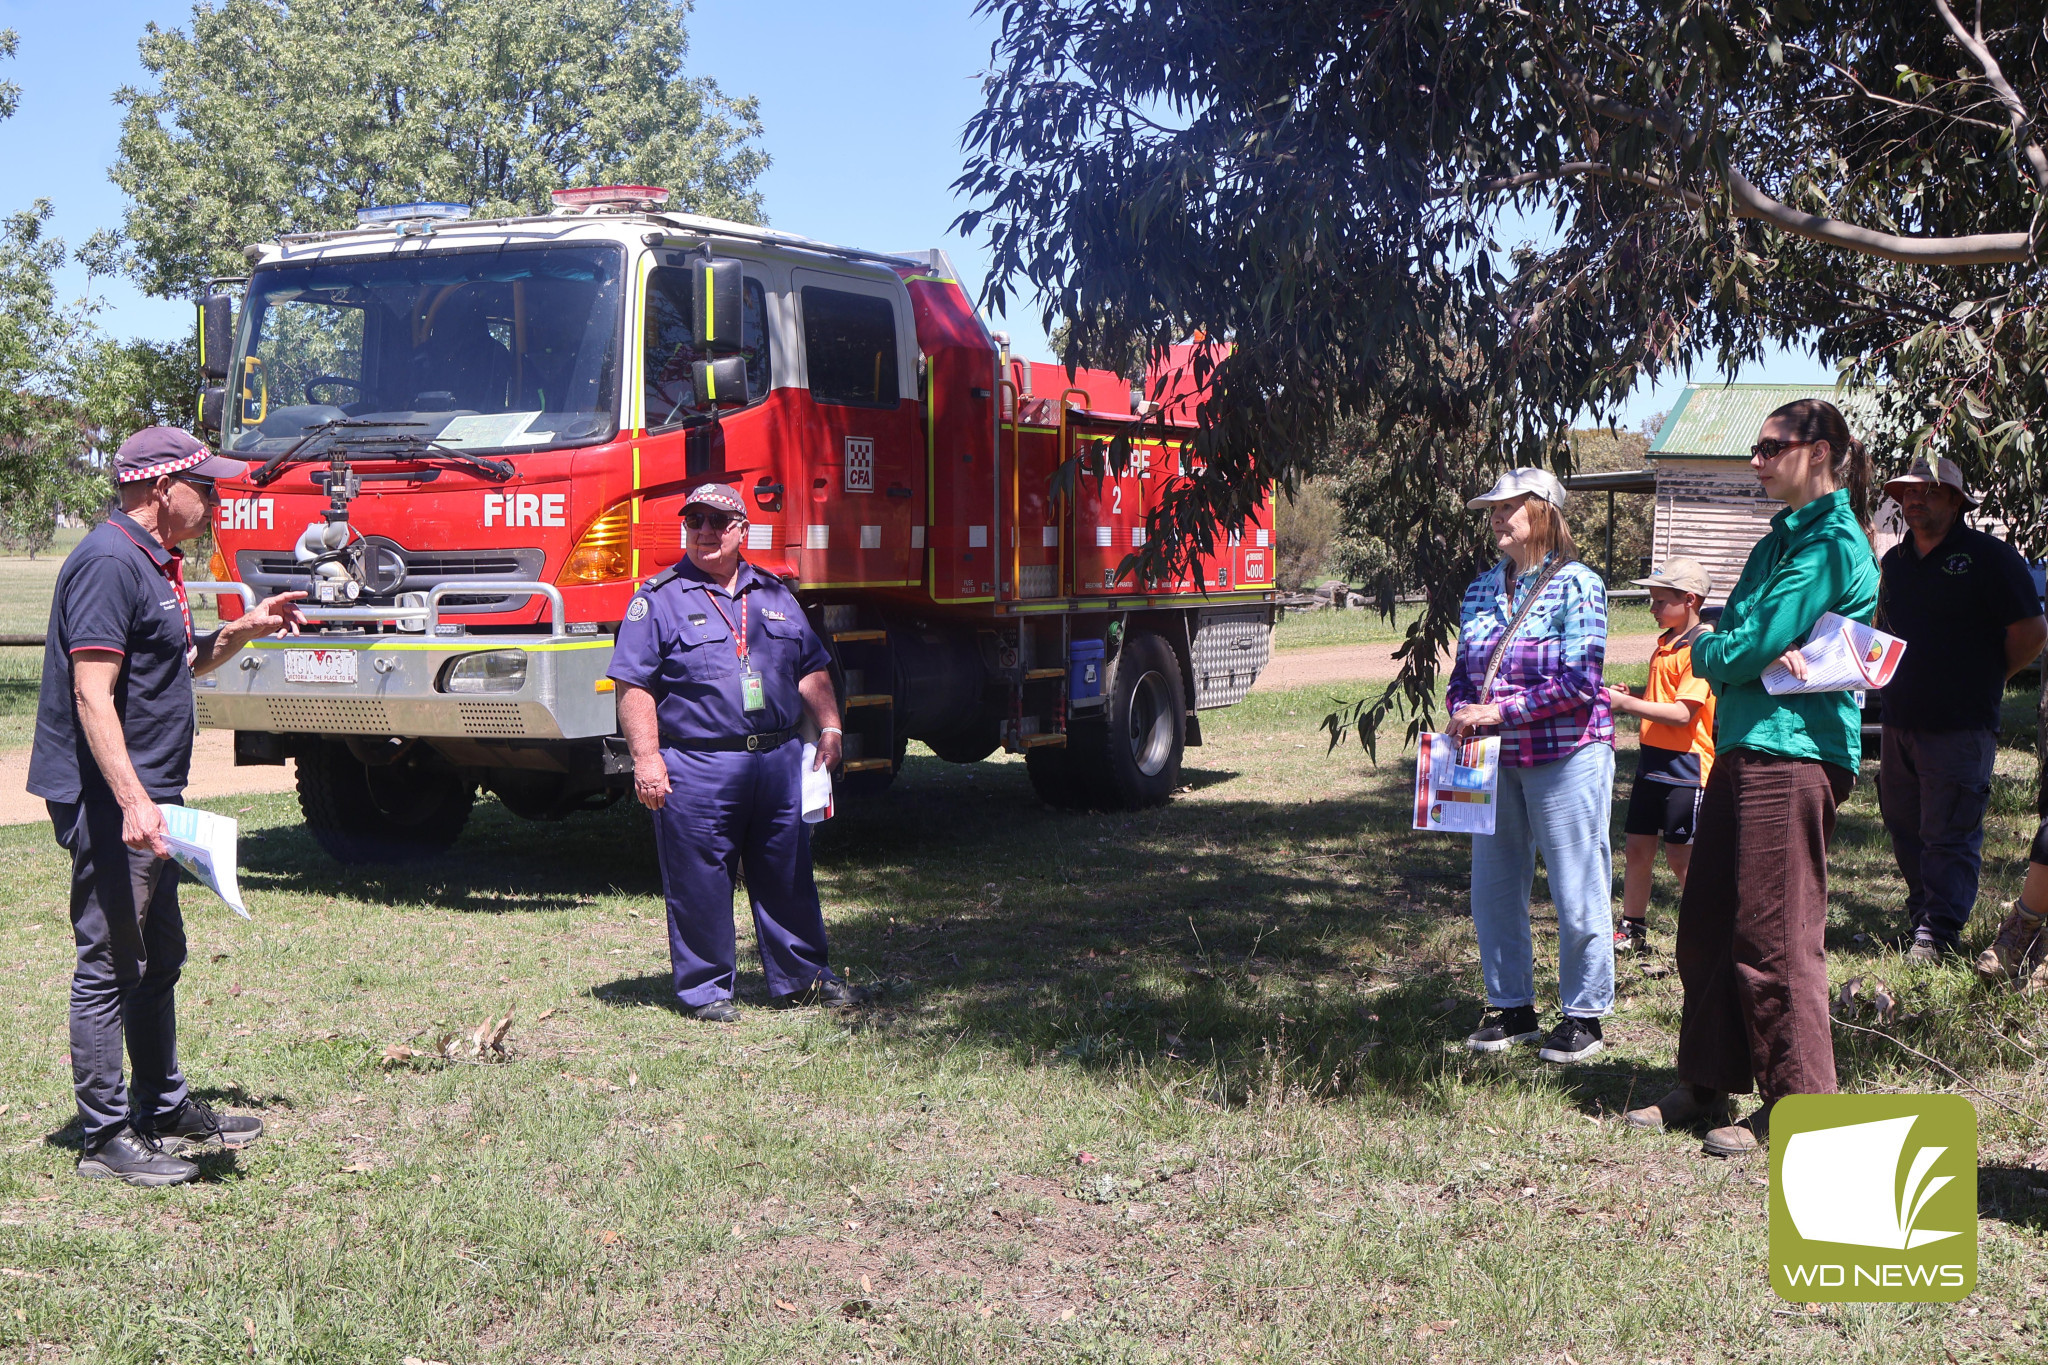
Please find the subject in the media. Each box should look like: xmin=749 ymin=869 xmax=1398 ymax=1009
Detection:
xmin=0 ymin=633 xmax=1661 ymax=827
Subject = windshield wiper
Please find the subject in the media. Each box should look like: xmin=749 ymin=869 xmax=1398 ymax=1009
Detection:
xmin=247 ymin=418 xmax=403 ymax=487
xmin=345 ymin=434 xmax=516 ymax=482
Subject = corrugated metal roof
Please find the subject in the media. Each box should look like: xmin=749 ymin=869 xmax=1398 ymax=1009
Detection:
xmin=1647 ymin=383 xmax=1881 ymax=459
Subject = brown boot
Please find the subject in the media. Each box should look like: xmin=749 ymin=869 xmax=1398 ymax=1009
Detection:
xmin=1703 ymin=1105 xmax=1770 ymax=1158
xmin=1977 ymin=899 xmax=2048 ymax=985
xmin=1624 ymin=1084 xmax=1731 ymax=1132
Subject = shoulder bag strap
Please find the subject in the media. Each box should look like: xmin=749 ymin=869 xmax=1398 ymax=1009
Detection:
xmin=1477 ymin=558 xmax=1567 ymax=703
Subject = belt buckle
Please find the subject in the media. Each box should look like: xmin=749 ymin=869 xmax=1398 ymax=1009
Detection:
xmin=745 ymin=734 xmax=762 ymax=752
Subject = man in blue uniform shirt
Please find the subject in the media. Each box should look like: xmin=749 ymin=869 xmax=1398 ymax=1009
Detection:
xmin=608 ymin=483 xmax=855 ymax=1022
xmin=28 ymin=427 xmax=306 ymax=1186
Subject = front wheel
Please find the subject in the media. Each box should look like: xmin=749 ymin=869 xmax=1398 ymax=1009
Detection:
xmin=296 ymin=740 xmax=476 ymax=863
xmin=1065 ymin=632 xmax=1186 ymax=810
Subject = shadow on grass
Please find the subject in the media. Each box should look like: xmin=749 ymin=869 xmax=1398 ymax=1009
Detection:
xmin=1978 ymin=1163 xmax=2048 ymax=1233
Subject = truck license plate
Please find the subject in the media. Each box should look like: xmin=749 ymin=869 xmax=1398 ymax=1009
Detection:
xmin=282 ymin=649 xmax=359 ymax=684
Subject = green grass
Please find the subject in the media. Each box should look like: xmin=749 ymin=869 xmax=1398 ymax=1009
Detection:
xmin=1275 ymin=601 xmax=1660 ymax=652
xmin=0 ymin=683 xmax=2044 ymax=1362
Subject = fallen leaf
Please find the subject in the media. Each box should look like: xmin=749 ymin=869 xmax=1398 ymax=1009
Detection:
xmin=1413 ymin=1319 xmax=1456 ymax=1340
xmin=227 ymin=985 xmax=243 ymax=997
xmin=379 ymin=1044 xmax=417 ymax=1068
xmin=340 ymin=1162 xmax=373 ymax=1174
xmin=628 ymin=1071 xmax=640 ymax=1089
xmin=775 ymin=1298 xmax=799 ymax=1314
xmin=1638 ymin=960 xmax=1672 ymax=979
xmin=979 ymin=1303 xmax=994 ymax=1319
xmin=536 ymin=1008 xmax=557 ymax=1022
xmin=596 ymin=1229 xmax=619 ymax=1246
xmin=841 ymin=1298 xmax=874 ymax=1319
xmin=860 ymin=1275 xmax=872 ymax=1294
xmin=401 ymin=1358 xmax=451 ymax=1365
xmin=0 ymin=1269 xmax=44 ymax=1280
xmin=427 ymin=1174 xmax=442 ymax=1185
xmin=628 ymin=909 xmax=642 ymax=918
xmin=211 ymin=953 xmax=229 ymax=963
xmin=1834 ymin=977 xmax=1863 ymax=1017
xmin=1075 ymin=1152 xmax=1099 ymax=1166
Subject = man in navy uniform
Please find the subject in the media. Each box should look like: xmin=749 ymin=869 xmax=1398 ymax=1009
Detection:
xmin=28 ymin=427 xmax=306 ymax=1186
xmin=609 ymin=483 xmax=855 ymax=1021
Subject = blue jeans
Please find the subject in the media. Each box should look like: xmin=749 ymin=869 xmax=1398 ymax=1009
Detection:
xmin=1470 ymin=741 xmax=1616 ymax=1017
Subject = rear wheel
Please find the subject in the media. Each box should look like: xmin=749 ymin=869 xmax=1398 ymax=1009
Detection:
xmin=296 ymin=740 xmax=476 ymax=863
xmin=1065 ymin=632 xmax=1186 ymax=809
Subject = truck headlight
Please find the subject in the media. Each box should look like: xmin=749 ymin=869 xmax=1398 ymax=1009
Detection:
xmin=439 ymin=650 xmax=528 ymax=694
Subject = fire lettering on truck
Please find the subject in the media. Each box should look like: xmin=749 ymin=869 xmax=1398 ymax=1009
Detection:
xmin=484 ymin=492 xmax=566 ymax=528
xmin=219 ymin=498 xmax=274 ymax=531
xmin=844 ymin=437 xmax=875 ymax=493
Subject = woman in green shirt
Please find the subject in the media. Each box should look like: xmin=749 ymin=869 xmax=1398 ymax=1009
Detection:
xmin=1625 ymin=398 xmax=1878 ymax=1158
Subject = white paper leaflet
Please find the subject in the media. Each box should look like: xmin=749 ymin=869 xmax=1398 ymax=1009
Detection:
xmin=800 ymin=743 xmax=835 ymax=824
xmin=159 ymin=804 xmax=248 ymax=918
xmin=1762 ymin=612 xmax=1907 ymax=695
xmin=1412 ymin=732 xmax=1501 ymax=835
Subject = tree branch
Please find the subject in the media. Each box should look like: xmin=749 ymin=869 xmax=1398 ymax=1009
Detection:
xmin=1722 ymin=165 xmax=2033 ymax=264
xmin=1931 ymin=0 xmax=2048 ymax=193
xmin=1427 ymin=160 xmax=1704 ymax=209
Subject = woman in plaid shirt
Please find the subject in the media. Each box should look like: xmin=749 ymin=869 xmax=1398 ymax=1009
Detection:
xmin=1445 ymin=469 xmax=1615 ymax=1063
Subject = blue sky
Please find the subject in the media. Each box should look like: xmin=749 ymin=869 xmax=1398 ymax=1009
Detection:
xmin=0 ymin=0 xmax=1831 ymax=431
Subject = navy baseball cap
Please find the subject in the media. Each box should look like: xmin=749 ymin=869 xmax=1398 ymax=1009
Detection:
xmin=113 ymin=427 xmax=249 ymax=484
xmin=679 ymin=483 xmax=747 ymax=517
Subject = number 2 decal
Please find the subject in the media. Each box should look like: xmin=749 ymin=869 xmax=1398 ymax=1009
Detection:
xmin=1111 ymin=484 xmax=1123 ymax=515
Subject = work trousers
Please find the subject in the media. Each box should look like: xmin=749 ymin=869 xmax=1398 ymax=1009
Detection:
xmin=1674 ymin=750 xmax=1852 ymax=1101
xmin=1469 ymin=741 xmax=1616 ymax=1018
xmin=47 ymin=797 xmax=190 ymax=1151
xmin=651 ymin=743 xmax=838 ymax=1008
xmin=1878 ymin=726 xmax=1997 ymax=947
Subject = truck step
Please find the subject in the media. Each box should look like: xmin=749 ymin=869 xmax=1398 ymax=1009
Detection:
xmin=842 ymin=758 xmax=896 ymax=773
xmin=832 ymin=629 xmax=888 ymax=643
xmin=1022 ymin=667 xmax=1066 ymax=681
xmin=844 ymin=694 xmax=893 ymax=708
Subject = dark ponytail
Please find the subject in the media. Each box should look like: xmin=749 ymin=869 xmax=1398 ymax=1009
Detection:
xmin=1766 ymin=398 xmax=1871 ymax=532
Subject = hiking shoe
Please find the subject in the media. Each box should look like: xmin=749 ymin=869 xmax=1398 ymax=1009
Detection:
xmin=149 ymin=1096 xmax=263 ymax=1154
xmin=1624 ymin=1085 xmax=1731 ymax=1131
xmin=1906 ymin=931 xmax=1958 ymax=965
xmin=1613 ymin=919 xmax=1649 ymax=955
xmin=1537 ymin=1016 xmax=1605 ymax=1064
xmin=77 ymin=1126 xmax=198 ymax=1188
xmin=1703 ymin=1110 xmax=1768 ymax=1158
xmin=1467 ymin=1005 xmax=1542 ymax=1053
xmin=690 ymin=999 xmax=741 ymax=1023
xmin=1976 ymin=900 xmax=2048 ymax=985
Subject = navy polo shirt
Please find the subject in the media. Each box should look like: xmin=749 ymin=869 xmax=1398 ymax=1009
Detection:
xmin=1878 ymin=522 xmax=2043 ymax=732
xmin=28 ymin=511 xmax=200 ymax=802
xmin=607 ymin=558 xmax=831 ymax=742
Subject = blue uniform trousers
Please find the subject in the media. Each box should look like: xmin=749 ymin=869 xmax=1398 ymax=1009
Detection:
xmin=652 ymin=742 xmax=837 ymax=1007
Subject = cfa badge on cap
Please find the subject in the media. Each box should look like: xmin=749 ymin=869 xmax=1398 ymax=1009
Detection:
xmin=626 ymin=597 xmax=650 ymax=622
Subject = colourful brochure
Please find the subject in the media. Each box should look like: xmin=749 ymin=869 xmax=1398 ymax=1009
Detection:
xmin=1762 ymin=613 xmax=1907 ymax=695
xmin=1413 ymin=732 xmax=1500 ymax=835
xmin=158 ymin=804 xmax=249 ymax=918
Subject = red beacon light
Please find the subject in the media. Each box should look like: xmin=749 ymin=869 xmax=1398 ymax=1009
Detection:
xmin=549 ymin=185 xmax=671 ymax=213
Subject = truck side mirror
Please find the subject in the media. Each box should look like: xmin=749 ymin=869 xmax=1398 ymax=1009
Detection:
xmin=198 ymin=294 xmax=235 ymax=381
xmin=692 ymin=356 xmax=750 ymax=408
xmin=198 ymin=386 xmax=226 ymax=436
xmin=691 ymin=257 xmax=745 ymax=355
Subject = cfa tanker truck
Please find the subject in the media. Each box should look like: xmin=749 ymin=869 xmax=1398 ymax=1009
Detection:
xmin=187 ymin=186 xmax=1276 ymax=862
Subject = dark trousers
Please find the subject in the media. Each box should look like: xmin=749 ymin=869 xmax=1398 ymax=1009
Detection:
xmin=1878 ymin=726 xmax=1996 ymax=946
xmin=1674 ymin=750 xmax=1852 ymax=1101
xmin=48 ymin=798 xmax=190 ymax=1151
xmin=650 ymin=744 xmax=837 ymax=1007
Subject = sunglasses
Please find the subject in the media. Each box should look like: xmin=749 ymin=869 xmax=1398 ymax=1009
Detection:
xmin=1749 ymin=438 xmax=1812 ymax=462
xmin=177 ymin=476 xmax=220 ymax=504
xmin=683 ymin=510 xmax=742 ymax=533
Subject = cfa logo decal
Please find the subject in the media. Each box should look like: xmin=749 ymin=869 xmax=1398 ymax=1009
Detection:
xmin=1770 ymin=1095 xmax=1976 ymax=1302
xmin=625 ymin=597 xmax=649 ymax=622
xmin=844 ymin=437 xmax=875 ymax=493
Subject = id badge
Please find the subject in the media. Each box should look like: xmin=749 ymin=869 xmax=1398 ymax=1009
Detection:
xmin=740 ymin=665 xmax=766 ymax=713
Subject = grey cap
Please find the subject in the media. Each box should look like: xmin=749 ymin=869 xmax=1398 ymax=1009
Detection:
xmin=1631 ymin=556 xmax=1712 ymax=597
xmin=1466 ymin=467 xmax=1567 ymax=511
xmin=1883 ymin=455 xmax=1981 ymax=510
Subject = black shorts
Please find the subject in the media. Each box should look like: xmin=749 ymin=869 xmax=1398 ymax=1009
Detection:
xmin=1624 ymin=778 xmax=1704 ymax=845
xmin=2032 ymin=817 xmax=2048 ymax=868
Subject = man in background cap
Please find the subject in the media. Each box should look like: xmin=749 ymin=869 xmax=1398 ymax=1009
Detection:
xmin=607 ymin=483 xmax=855 ymax=1022
xmin=1873 ymin=456 xmax=2047 ymax=962
xmin=28 ymin=427 xmax=307 ymax=1186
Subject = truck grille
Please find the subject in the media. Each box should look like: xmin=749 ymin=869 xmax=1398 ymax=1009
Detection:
xmin=236 ymin=547 xmax=547 ymax=613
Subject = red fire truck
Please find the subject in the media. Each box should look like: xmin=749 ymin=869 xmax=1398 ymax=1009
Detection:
xmin=190 ymin=188 xmax=1276 ymax=862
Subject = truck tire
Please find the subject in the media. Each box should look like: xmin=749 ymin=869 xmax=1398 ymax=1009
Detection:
xmin=1066 ymin=631 xmax=1185 ymax=809
xmin=296 ymin=740 xmax=476 ymax=863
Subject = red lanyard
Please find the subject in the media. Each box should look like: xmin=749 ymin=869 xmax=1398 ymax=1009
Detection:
xmin=706 ymin=591 xmax=749 ymax=664
xmin=166 ymin=552 xmax=194 ymax=651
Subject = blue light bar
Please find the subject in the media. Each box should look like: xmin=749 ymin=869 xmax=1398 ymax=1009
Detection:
xmin=356 ymin=202 xmax=472 ymax=225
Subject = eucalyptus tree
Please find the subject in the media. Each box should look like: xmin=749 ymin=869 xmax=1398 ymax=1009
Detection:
xmin=109 ymin=0 xmax=769 ymax=299
xmin=957 ymin=0 xmax=2047 ymax=751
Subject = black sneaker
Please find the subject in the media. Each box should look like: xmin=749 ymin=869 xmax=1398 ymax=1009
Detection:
xmin=1537 ymin=1015 xmax=1604 ymax=1064
xmin=1613 ymin=919 xmax=1648 ymax=954
xmin=774 ymin=976 xmax=863 ymax=1009
xmin=77 ymin=1126 xmax=198 ymax=1188
xmin=149 ymin=1096 xmax=264 ymax=1154
xmin=690 ymin=999 xmax=742 ymax=1023
xmin=1467 ymin=1005 xmax=1542 ymax=1053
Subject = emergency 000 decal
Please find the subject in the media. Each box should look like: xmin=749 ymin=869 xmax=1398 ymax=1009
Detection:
xmin=483 ymin=492 xmax=567 ymax=528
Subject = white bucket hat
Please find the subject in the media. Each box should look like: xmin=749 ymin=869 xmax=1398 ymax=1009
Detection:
xmin=1467 ymin=467 xmax=1567 ymax=511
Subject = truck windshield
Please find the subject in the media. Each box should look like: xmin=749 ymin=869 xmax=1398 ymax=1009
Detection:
xmin=224 ymin=243 xmax=624 ymax=455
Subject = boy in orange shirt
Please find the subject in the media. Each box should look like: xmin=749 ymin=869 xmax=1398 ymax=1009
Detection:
xmin=1604 ymin=558 xmax=1717 ymax=953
